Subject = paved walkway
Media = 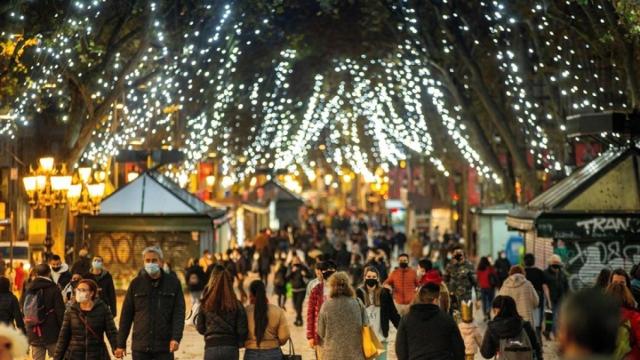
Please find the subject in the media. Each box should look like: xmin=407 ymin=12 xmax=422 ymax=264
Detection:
xmin=171 ymin=272 xmax=560 ymax=360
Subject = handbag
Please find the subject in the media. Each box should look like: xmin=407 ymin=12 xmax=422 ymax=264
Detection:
xmin=359 ymin=298 xmax=385 ymax=360
xmin=282 ymin=339 xmax=301 ymax=360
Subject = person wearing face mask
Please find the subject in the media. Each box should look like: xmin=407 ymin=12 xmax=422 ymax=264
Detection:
xmin=116 ymin=246 xmax=185 ymax=360
xmin=356 ymin=266 xmax=400 ymax=359
xmin=61 ymin=274 xmax=83 ymax=306
xmin=83 ymin=256 xmax=117 ymax=318
xmin=543 ymin=255 xmax=569 ymax=341
xmin=53 ymin=279 xmax=119 ymax=360
xmin=286 ymin=255 xmax=309 ymax=326
xmin=306 ymin=260 xmax=336 ymax=358
xmin=49 ymin=255 xmax=72 ymax=291
xmin=384 ymin=254 xmax=418 ymax=316
xmin=444 ymin=247 xmax=478 ymax=313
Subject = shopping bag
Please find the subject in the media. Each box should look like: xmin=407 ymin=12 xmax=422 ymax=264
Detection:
xmin=362 ymin=325 xmax=385 ymax=359
xmin=282 ymin=339 xmax=302 ymax=360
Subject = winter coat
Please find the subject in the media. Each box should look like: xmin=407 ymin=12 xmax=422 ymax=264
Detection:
xmin=480 ymin=315 xmax=542 ymax=360
xmin=117 ymin=270 xmax=185 ymax=353
xmin=620 ymin=306 xmax=640 ymax=359
xmin=544 ymin=266 xmax=570 ymax=306
xmin=497 ymin=274 xmax=539 ymax=324
xmin=458 ymin=322 xmax=482 ymax=356
xmin=494 ymin=258 xmax=511 ymax=286
xmin=53 ymin=299 xmax=118 ymax=360
xmin=317 ymin=296 xmax=366 ymax=360
xmin=273 ymin=265 xmax=287 ymax=294
xmin=83 ymin=270 xmax=117 ymax=318
xmin=306 ymin=282 xmax=325 ymax=342
xmin=286 ymin=263 xmax=309 ymax=291
xmin=195 ymin=301 xmax=248 ymax=348
xmin=52 ymin=264 xmax=72 ymax=290
xmin=395 ymin=303 xmax=465 ymax=360
xmin=356 ymin=287 xmax=400 ymax=338
xmin=476 ymin=267 xmax=497 ymax=289
xmin=0 ymin=292 xmax=25 ymax=334
xmin=384 ymin=267 xmax=419 ymax=305
xmin=70 ymin=258 xmax=91 ymax=277
xmin=25 ymin=277 xmax=66 ymax=346
xmin=184 ymin=265 xmax=206 ymax=292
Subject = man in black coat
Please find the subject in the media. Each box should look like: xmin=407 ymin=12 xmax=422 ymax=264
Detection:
xmin=25 ymin=264 xmax=66 ymax=360
xmin=395 ymin=282 xmax=465 ymax=360
xmin=84 ymin=256 xmax=118 ymax=317
xmin=116 ymin=246 xmax=185 ymax=360
xmin=49 ymin=254 xmax=72 ymax=290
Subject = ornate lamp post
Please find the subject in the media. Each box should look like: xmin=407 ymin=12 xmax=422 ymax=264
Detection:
xmin=66 ymin=166 xmax=106 ymax=215
xmin=22 ymin=157 xmax=72 ymax=259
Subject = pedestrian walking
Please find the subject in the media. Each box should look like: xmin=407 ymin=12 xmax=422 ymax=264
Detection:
xmin=497 ymin=266 xmax=539 ymax=325
xmin=523 ymin=253 xmax=551 ymax=341
xmin=231 ymin=248 xmax=248 ymax=304
xmin=24 ymin=264 xmax=65 ymax=360
xmin=0 ymin=323 xmax=28 ymax=360
xmin=83 ymin=256 xmax=117 ymax=318
xmin=185 ymin=258 xmax=206 ymax=309
xmin=606 ymin=283 xmax=640 ymax=359
xmin=317 ymin=271 xmax=367 ymax=360
xmin=349 ymin=254 xmax=364 ymax=289
xmin=53 ymin=279 xmax=118 ymax=360
xmin=444 ymin=247 xmax=478 ymax=313
xmin=395 ymin=282 xmax=465 ymax=360
xmin=196 ymin=265 xmax=248 ymax=360
xmin=458 ymin=301 xmax=482 ymax=360
xmin=49 ymin=255 xmax=72 ymax=291
xmin=476 ymin=256 xmax=497 ymax=321
xmin=286 ymin=255 xmax=309 ymax=327
xmin=70 ymin=248 xmax=91 ymax=277
xmin=543 ymin=255 xmax=569 ymax=340
xmin=356 ymin=266 xmax=400 ymax=360
xmin=306 ymin=260 xmax=336 ymax=356
xmin=13 ymin=263 xmax=25 ymax=295
xmin=244 ymin=280 xmax=289 ymax=360
xmin=384 ymin=253 xmax=418 ymax=316
xmin=480 ymin=295 xmax=542 ymax=360
xmin=0 ymin=277 xmax=25 ymax=334
xmin=273 ymin=257 xmax=288 ymax=309
xmin=557 ymin=289 xmax=619 ymax=359
xmin=116 ymin=246 xmax=185 ymax=360
xmin=494 ymin=251 xmax=511 ymax=288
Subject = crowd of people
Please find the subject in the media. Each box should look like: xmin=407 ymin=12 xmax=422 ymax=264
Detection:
xmin=0 ymin=210 xmax=632 ymax=360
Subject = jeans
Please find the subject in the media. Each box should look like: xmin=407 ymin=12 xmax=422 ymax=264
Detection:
xmin=132 ymin=351 xmax=174 ymax=360
xmin=292 ymin=290 xmax=305 ymax=322
xmin=551 ymin=301 xmax=560 ymax=335
xmin=244 ymin=348 xmax=282 ymax=360
xmin=480 ymin=288 xmax=495 ymax=318
xmin=31 ymin=343 xmax=56 ymax=360
xmin=204 ymin=346 xmax=239 ymax=360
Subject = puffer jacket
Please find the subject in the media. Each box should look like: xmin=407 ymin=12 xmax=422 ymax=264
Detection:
xmin=83 ymin=271 xmax=117 ymax=318
xmin=25 ymin=277 xmax=66 ymax=346
xmin=385 ymin=267 xmax=419 ymax=305
xmin=117 ymin=270 xmax=185 ymax=352
xmin=195 ymin=301 xmax=248 ymax=348
xmin=497 ymin=274 xmax=539 ymax=324
xmin=480 ymin=315 xmax=542 ymax=360
xmin=0 ymin=292 xmax=25 ymax=334
xmin=53 ymin=299 xmax=117 ymax=360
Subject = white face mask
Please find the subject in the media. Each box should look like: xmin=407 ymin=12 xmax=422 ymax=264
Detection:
xmin=75 ymin=291 xmax=89 ymax=303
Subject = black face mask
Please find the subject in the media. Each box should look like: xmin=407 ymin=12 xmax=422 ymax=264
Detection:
xmin=551 ymin=264 xmax=561 ymax=270
xmin=51 ymin=266 xmax=61 ymax=272
xmin=399 ymin=262 xmax=408 ymax=269
xmin=453 ymin=254 xmax=463 ymax=262
xmin=322 ymin=271 xmax=335 ymax=280
xmin=365 ymin=279 xmax=378 ymax=288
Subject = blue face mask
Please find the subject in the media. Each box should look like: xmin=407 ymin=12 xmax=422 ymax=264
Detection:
xmin=144 ymin=263 xmax=161 ymax=275
xmin=92 ymin=261 xmax=103 ymax=270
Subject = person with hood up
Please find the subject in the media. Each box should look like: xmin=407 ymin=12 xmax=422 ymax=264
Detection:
xmin=49 ymin=255 xmax=72 ymax=291
xmin=480 ymin=295 xmax=542 ymax=360
xmin=83 ymin=256 xmax=117 ymax=318
xmin=24 ymin=264 xmax=66 ymax=360
xmin=395 ymin=282 xmax=465 ymax=360
xmin=53 ymin=279 xmax=119 ymax=360
xmin=497 ymin=266 xmax=539 ymax=325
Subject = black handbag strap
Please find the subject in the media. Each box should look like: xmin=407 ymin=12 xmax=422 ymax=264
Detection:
xmin=287 ymin=338 xmax=296 ymax=355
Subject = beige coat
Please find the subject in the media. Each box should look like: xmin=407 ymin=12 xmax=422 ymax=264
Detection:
xmin=244 ymin=304 xmax=290 ymax=350
xmin=497 ymin=274 xmax=539 ymax=324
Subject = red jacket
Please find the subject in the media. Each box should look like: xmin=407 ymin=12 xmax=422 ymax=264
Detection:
xmin=622 ymin=307 xmax=640 ymax=359
xmin=476 ymin=267 xmax=496 ymax=289
xmin=419 ymin=270 xmax=443 ymax=286
xmin=385 ymin=267 xmax=419 ymax=305
xmin=306 ymin=282 xmax=324 ymax=341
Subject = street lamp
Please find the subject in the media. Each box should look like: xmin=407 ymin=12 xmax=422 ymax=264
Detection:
xmin=66 ymin=167 xmax=106 ymax=215
xmin=22 ymin=157 xmax=72 ymax=259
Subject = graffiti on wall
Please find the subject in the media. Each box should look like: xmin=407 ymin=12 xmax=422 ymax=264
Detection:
xmin=565 ymin=240 xmax=640 ymax=290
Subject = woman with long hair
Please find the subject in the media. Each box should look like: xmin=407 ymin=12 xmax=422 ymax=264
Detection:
xmin=196 ymin=265 xmax=248 ymax=360
xmin=606 ymin=283 xmax=640 ymax=359
xmin=317 ymin=271 xmax=366 ymax=360
xmin=497 ymin=266 xmax=539 ymax=325
xmin=356 ymin=266 xmax=399 ymax=360
xmin=480 ymin=295 xmax=542 ymax=360
xmin=244 ymin=280 xmax=289 ymax=360
xmin=594 ymin=268 xmax=612 ymax=290
xmin=476 ymin=256 xmax=497 ymax=321
xmin=53 ymin=279 xmax=118 ymax=360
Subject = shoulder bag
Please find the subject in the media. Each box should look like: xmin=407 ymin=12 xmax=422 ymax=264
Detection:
xmin=282 ymin=339 xmax=302 ymax=360
xmin=358 ymin=298 xmax=384 ymax=360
